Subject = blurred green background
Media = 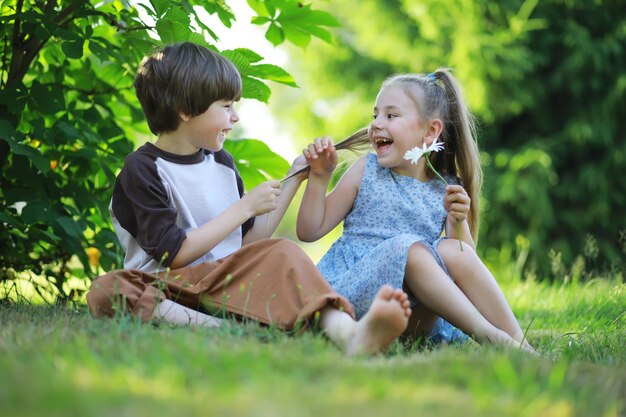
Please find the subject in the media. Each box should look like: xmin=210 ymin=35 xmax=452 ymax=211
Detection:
xmin=270 ymin=0 xmax=626 ymax=278
xmin=1 ymin=0 xmax=625 ymax=301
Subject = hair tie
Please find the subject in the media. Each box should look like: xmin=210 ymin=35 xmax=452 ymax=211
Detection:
xmin=427 ymin=73 xmax=436 ymax=82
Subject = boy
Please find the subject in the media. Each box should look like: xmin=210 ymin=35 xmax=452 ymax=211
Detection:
xmin=86 ymin=42 xmax=411 ymax=355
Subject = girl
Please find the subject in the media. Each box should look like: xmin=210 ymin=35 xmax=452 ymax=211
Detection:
xmin=297 ymin=68 xmax=535 ymax=352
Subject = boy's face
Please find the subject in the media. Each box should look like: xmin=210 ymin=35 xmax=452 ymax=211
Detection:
xmin=183 ymin=99 xmax=239 ymax=152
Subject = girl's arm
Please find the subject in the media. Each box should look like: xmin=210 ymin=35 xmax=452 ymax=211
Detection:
xmin=242 ymin=155 xmax=309 ymax=244
xmin=443 ymin=184 xmax=476 ymax=250
xmin=297 ymin=137 xmax=366 ymax=242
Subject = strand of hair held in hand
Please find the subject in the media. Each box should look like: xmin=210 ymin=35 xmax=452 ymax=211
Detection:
xmin=280 ymin=128 xmax=371 ymax=182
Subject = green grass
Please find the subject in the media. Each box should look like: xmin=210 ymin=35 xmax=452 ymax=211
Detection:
xmin=1 ymin=277 xmax=624 ymax=417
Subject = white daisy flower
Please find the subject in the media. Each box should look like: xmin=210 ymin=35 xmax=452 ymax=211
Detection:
xmin=403 ymin=144 xmax=427 ymax=164
xmin=403 ymin=139 xmax=444 ymax=164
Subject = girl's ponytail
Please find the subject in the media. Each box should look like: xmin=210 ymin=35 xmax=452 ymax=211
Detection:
xmin=431 ymin=68 xmax=482 ymax=241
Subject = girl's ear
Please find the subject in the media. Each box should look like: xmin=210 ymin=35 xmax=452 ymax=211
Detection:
xmin=422 ymin=118 xmax=443 ymax=145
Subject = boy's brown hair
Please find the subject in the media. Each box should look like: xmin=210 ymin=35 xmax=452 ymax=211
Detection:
xmin=134 ymin=42 xmax=242 ymax=134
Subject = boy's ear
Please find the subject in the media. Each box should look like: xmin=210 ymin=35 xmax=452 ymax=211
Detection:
xmin=179 ymin=112 xmax=191 ymax=122
xmin=423 ymin=118 xmax=443 ymax=145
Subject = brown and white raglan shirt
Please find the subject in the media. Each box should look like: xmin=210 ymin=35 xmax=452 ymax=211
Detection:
xmin=110 ymin=142 xmax=255 ymax=272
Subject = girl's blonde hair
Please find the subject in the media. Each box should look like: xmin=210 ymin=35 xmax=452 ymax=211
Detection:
xmin=286 ymin=68 xmax=482 ymax=241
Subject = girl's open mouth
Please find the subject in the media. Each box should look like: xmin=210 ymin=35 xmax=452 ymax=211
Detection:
xmin=374 ymin=137 xmax=393 ymax=152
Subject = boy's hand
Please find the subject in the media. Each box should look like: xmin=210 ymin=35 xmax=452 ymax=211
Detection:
xmin=443 ymin=185 xmax=470 ymax=223
xmin=303 ymin=136 xmax=337 ymax=177
xmin=242 ymin=180 xmax=281 ymax=216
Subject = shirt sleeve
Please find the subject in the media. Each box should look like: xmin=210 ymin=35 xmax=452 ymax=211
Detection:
xmin=111 ymin=152 xmax=185 ymax=267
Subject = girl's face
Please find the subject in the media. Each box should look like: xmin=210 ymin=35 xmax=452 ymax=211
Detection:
xmin=368 ymin=85 xmax=428 ymax=174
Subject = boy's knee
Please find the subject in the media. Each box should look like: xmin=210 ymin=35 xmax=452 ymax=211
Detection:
xmin=269 ymin=238 xmax=307 ymax=260
xmin=86 ymin=274 xmax=118 ymax=318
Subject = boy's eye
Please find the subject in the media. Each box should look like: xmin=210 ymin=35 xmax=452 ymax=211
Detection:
xmin=386 ymin=114 xmax=397 ymax=119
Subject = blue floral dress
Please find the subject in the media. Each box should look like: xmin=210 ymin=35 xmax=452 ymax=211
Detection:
xmin=318 ymin=153 xmax=467 ymax=344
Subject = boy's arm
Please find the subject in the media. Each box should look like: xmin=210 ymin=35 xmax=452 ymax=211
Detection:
xmin=296 ymin=138 xmax=365 ymax=242
xmin=171 ymin=180 xmax=281 ymax=269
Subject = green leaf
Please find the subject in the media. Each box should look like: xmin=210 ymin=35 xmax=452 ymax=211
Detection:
xmin=247 ymin=0 xmax=273 ymax=17
xmin=21 ymin=202 xmax=56 ymax=225
xmin=281 ymin=7 xmax=340 ymax=27
xmin=282 ymin=24 xmax=310 ymax=48
xmin=248 ymin=63 xmax=297 ymax=87
xmin=155 ymin=7 xmax=192 ymax=43
xmin=204 ymin=2 xmax=236 ymax=28
xmin=29 ymin=81 xmax=65 ymax=114
xmin=135 ymin=2 xmax=157 ymax=18
xmin=221 ymin=49 xmax=252 ymax=75
xmin=1 ymin=135 xmax=50 ymax=175
xmin=241 ymin=76 xmax=271 ymax=102
xmin=230 ymin=48 xmax=264 ymax=64
xmin=30 ymin=226 xmax=62 ymax=244
xmin=56 ymin=121 xmax=80 ymax=140
xmin=251 ymin=16 xmax=270 ymax=25
xmin=61 ymin=39 xmax=84 ymax=59
xmin=0 ymin=210 xmax=23 ymax=229
xmin=265 ymin=22 xmax=284 ymax=46
xmin=149 ymin=0 xmax=170 ymax=18
xmin=56 ymin=216 xmax=84 ymax=238
xmin=256 ymin=2 xmax=339 ymax=48
xmin=301 ymin=25 xmax=334 ymax=44
xmin=0 ymin=119 xmax=15 ymax=138
xmin=223 ymin=139 xmax=290 ymax=189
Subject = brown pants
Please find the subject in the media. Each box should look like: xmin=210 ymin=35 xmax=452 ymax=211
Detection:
xmin=86 ymin=239 xmax=354 ymax=330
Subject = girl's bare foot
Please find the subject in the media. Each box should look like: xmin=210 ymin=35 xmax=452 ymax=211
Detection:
xmin=346 ymin=285 xmax=411 ymax=356
xmin=512 ymin=332 xmax=538 ymax=354
xmin=482 ymin=328 xmax=538 ymax=354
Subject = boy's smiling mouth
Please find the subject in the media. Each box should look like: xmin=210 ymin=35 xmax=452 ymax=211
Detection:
xmin=219 ymin=129 xmax=231 ymax=140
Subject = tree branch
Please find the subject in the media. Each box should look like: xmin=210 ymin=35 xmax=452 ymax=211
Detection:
xmin=12 ymin=0 xmax=24 ymax=48
xmin=43 ymin=82 xmax=132 ymax=96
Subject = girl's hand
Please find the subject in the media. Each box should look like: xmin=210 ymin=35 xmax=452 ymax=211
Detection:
xmin=444 ymin=184 xmax=470 ymax=222
xmin=288 ymin=154 xmax=308 ymax=175
xmin=303 ymin=136 xmax=337 ymax=177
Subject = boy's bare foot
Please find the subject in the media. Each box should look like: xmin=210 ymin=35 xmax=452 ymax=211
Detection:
xmin=346 ymin=285 xmax=411 ymax=356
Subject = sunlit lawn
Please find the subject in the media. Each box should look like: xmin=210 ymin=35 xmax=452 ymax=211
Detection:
xmin=1 ymin=275 xmax=624 ymax=417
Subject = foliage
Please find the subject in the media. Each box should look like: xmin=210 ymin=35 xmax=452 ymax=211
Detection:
xmin=1 ymin=276 xmax=625 ymax=416
xmin=272 ymin=0 xmax=626 ymax=278
xmin=0 ymin=0 xmax=338 ymax=300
